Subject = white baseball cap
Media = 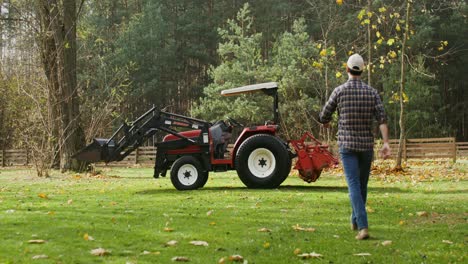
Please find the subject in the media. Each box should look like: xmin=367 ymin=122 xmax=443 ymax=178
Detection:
xmin=347 ymin=54 xmax=364 ymax=72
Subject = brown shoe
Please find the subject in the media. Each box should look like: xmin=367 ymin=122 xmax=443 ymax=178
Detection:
xmin=355 ymin=228 xmax=369 ymax=240
xmin=351 ymin=223 xmax=358 ymax=231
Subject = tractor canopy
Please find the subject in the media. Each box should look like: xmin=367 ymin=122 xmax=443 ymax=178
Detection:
xmin=221 ymin=82 xmax=278 ymax=96
xmin=221 ymin=82 xmax=279 ymax=124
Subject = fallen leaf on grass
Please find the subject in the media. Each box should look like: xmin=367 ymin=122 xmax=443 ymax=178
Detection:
xmin=353 ymin=253 xmax=371 ymax=256
xmin=381 ymin=240 xmax=392 ymax=246
xmin=164 ymin=227 xmax=175 ymax=232
xmin=67 ymin=199 xmax=73 ymax=205
xmin=172 ymin=256 xmax=189 ymax=262
xmin=293 ymin=248 xmax=301 ymax=255
xmin=90 ymin=248 xmax=111 ymax=256
xmin=416 ymin=211 xmax=428 ymax=217
xmin=83 ymin=233 xmax=95 ymax=241
xmin=141 ymin=250 xmax=161 ymax=255
xmin=228 ymin=255 xmax=244 ymax=261
xmin=292 ymin=224 xmax=316 ymax=232
xmin=263 ymin=242 xmax=270 ymax=248
xmin=442 ymin=240 xmax=453 ymax=244
xmin=189 ymin=240 xmax=208 ymax=246
xmin=219 ymin=255 xmax=246 ymax=263
xmin=257 ymin=227 xmax=271 ymax=232
xmin=47 ymin=211 xmax=55 ymax=215
xmin=38 ymin=193 xmax=48 ymax=199
xmin=206 ymin=210 xmax=213 ymax=216
xmin=32 ymin=255 xmax=48 ymax=259
xmin=28 ymin=240 xmax=46 ymax=244
xmin=166 ymin=240 xmax=178 ymax=246
xmin=297 ymin=252 xmax=322 ymax=259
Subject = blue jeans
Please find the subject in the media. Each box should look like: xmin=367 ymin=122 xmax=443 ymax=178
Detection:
xmin=339 ymin=148 xmax=374 ymax=230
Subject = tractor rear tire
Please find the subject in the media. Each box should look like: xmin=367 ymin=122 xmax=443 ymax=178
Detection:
xmin=170 ymin=156 xmax=208 ymax=190
xmin=235 ymin=134 xmax=291 ymax=188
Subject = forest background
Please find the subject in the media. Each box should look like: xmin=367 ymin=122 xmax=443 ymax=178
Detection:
xmin=0 ymin=0 xmax=466 ymax=173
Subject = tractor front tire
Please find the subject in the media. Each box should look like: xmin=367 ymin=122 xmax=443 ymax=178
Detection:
xmin=170 ymin=156 xmax=208 ymax=190
xmin=235 ymin=134 xmax=291 ymax=188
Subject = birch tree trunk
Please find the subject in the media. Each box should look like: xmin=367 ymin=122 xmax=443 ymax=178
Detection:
xmin=395 ymin=0 xmax=411 ymax=169
xmin=367 ymin=0 xmax=372 ymax=86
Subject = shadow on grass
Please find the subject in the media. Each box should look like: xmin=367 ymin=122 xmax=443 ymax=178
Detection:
xmin=135 ymin=185 xmax=409 ymax=195
xmin=421 ymin=189 xmax=468 ymax=194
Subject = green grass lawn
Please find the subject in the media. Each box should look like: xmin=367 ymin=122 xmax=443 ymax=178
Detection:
xmin=0 ymin=161 xmax=466 ymax=263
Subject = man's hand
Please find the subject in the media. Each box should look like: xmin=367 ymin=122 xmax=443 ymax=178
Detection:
xmin=379 ymin=142 xmax=391 ymax=159
xmin=378 ymin=124 xmax=391 ymax=159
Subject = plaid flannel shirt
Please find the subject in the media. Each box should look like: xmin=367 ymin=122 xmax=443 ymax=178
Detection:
xmin=319 ymin=78 xmax=387 ymax=151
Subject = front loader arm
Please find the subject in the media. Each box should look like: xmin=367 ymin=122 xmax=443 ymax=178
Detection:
xmin=73 ymin=106 xmax=211 ymax=163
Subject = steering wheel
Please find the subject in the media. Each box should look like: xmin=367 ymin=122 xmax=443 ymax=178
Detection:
xmin=226 ymin=117 xmax=243 ymax=127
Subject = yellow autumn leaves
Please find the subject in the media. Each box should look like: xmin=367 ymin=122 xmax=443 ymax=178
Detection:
xmin=295 ymin=2 xmax=450 ymax=80
xmin=312 ymin=46 xmax=343 ymax=78
xmin=388 ymin=51 xmax=397 ymax=59
xmin=315 ymin=44 xmax=336 ymax=58
xmin=390 ymin=91 xmax=409 ymax=103
xmin=438 ymin=40 xmax=449 ymax=51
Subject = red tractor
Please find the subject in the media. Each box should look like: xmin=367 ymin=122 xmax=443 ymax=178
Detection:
xmin=74 ymin=82 xmax=338 ymax=190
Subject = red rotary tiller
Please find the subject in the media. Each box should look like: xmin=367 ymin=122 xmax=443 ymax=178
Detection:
xmin=75 ymin=82 xmax=338 ymax=190
xmin=289 ymin=132 xmax=338 ymax=183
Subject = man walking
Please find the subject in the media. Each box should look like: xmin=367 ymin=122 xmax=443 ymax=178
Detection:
xmin=319 ymin=54 xmax=391 ymax=240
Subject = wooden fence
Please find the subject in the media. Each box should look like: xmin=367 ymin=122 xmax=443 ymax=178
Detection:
xmin=95 ymin=146 xmax=157 ymax=167
xmin=387 ymin=137 xmax=457 ymax=162
xmin=1 ymin=138 xmax=466 ymax=167
xmin=0 ymin=149 xmax=29 ymax=166
xmin=457 ymin=142 xmax=468 ymax=157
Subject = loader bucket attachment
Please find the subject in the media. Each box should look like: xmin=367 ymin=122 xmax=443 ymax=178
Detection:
xmin=289 ymin=132 xmax=339 ymax=183
xmin=73 ymin=138 xmax=116 ymax=163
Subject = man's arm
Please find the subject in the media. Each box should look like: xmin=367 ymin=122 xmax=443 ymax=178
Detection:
xmin=379 ymin=123 xmax=389 ymax=143
xmin=379 ymin=123 xmax=391 ymax=159
xmin=319 ymin=89 xmax=338 ymax=124
xmin=374 ymin=89 xmax=391 ymax=159
xmin=378 ymin=112 xmax=391 ymax=159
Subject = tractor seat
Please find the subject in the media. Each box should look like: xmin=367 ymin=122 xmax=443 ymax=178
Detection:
xmin=209 ymin=120 xmax=232 ymax=158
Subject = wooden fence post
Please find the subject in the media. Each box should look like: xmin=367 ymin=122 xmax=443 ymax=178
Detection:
xmin=135 ymin=147 xmax=139 ymax=165
xmin=451 ymin=137 xmax=456 ymax=162
xmin=403 ymin=139 xmax=407 ymax=161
